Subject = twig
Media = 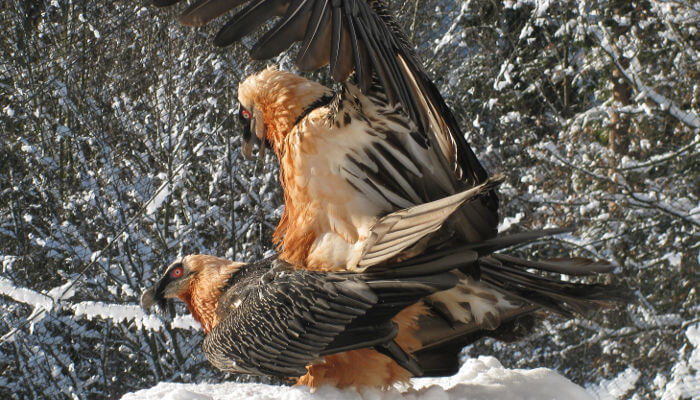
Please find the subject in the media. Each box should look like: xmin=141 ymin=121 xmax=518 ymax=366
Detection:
xmin=541 ymin=143 xmax=700 ymax=228
xmin=589 ymin=24 xmax=700 ymax=129
xmin=615 ymin=138 xmax=700 ymax=171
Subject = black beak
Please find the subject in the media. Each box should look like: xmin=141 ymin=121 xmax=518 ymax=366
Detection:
xmin=241 ymin=121 xmax=262 ymax=160
xmin=140 ymin=279 xmax=170 ymax=315
xmin=239 ymin=104 xmax=267 ymax=160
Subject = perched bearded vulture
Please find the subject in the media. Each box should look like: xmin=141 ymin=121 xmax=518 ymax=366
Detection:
xmin=141 ymin=232 xmax=623 ymax=388
xmin=143 ymin=0 xmax=629 ymax=389
xmin=140 ymin=178 xmax=626 ymax=388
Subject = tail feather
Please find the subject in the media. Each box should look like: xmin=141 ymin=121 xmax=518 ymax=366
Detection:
xmin=466 ymin=228 xmax=572 ymax=255
xmin=363 ymin=225 xmax=626 ymax=377
xmin=492 ymin=253 xmax=615 ymax=276
xmin=478 ymin=255 xmax=628 ymax=318
xmin=405 ymin=228 xmax=629 ymax=377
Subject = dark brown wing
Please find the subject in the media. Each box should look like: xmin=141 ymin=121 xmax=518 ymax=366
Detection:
xmin=203 ymin=259 xmax=457 ymax=377
xmin=153 ymin=0 xmax=486 ymax=186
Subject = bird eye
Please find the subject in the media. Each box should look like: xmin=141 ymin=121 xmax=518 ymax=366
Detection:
xmin=241 ymin=109 xmax=251 ymax=119
xmin=171 ymin=267 xmax=183 ymax=278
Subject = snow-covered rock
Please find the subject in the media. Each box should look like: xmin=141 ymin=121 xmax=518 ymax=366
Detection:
xmin=121 ymin=356 xmax=594 ymax=400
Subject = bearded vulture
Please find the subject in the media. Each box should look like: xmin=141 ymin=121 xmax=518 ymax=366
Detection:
xmin=144 ymin=0 xmax=629 ymax=389
xmin=141 ymin=234 xmax=624 ymax=388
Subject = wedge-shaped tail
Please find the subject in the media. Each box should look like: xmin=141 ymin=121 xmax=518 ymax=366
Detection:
xmin=410 ymin=250 xmax=629 ymax=375
xmin=376 ymin=229 xmax=631 ymax=375
xmin=478 ymin=254 xmax=628 ymax=318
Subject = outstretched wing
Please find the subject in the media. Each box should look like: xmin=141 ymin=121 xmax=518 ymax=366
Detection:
xmin=203 ymin=261 xmax=457 ymax=377
xmin=153 ymin=0 xmax=485 ymax=185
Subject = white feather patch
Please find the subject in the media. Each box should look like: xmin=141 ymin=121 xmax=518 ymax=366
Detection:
xmin=429 ymin=277 xmax=519 ymax=325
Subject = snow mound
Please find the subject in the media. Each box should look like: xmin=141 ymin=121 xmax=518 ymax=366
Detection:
xmin=121 ymin=356 xmax=594 ymax=400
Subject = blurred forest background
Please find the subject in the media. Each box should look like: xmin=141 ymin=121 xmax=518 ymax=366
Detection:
xmin=1 ymin=0 xmax=698 ymax=398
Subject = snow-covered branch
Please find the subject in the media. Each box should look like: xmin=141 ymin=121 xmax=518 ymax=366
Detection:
xmin=540 ymin=142 xmax=700 ymax=228
xmin=589 ymin=23 xmax=700 ymax=129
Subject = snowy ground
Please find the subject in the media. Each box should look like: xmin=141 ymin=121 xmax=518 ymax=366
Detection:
xmin=122 ymin=356 xmax=597 ymax=400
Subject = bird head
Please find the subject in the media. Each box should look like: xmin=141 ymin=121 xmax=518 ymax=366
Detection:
xmin=237 ymin=66 xmax=331 ymax=159
xmin=140 ymin=258 xmax=190 ymax=314
xmin=237 ymin=97 xmax=266 ymax=160
xmin=141 ymin=255 xmax=244 ymax=332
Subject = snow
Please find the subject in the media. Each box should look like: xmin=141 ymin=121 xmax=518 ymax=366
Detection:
xmin=171 ymin=314 xmax=200 ymax=331
xmin=498 ymin=212 xmax=524 ymax=232
xmin=146 ymin=180 xmax=175 ymax=216
xmin=586 ymin=367 xmax=640 ymax=400
xmin=0 ymin=277 xmax=63 ymax=339
xmin=67 ymin=299 xmax=199 ymax=332
xmin=71 ymin=301 xmax=165 ymax=331
xmin=494 ymin=62 xmax=514 ymax=91
xmin=653 ymin=323 xmax=700 ymax=400
xmin=122 ymin=356 xmax=595 ymax=400
xmin=0 ymin=277 xmax=53 ymax=312
xmin=589 ymin=23 xmax=700 ymax=129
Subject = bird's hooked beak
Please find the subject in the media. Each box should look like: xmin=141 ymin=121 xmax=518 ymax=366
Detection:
xmin=141 ymin=286 xmax=169 ymax=313
xmin=140 ymin=286 xmax=164 ymax=312
xmin=239 ymin=104 xmax=267 ymax=160
xmin=241 ymin=121 xmax=261 ymax=159
xmin=140 ymin=273 xmax=172 ymax=316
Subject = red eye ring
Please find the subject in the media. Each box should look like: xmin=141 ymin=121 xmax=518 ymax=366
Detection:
xmin=171 ymin=267 xmax=183 ymax=278
xmin=241 ymin=110 xmax=251 ymax=119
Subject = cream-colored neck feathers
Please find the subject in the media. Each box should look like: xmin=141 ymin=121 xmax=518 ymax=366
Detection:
xmin=237 ymin=67 xmax=331 ymax=155
xmin=179 ymin=255 xmax=243 ymax=333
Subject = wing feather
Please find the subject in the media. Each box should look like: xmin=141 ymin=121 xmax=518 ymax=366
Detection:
xmin=358 ymin=175 xmax=504 ymax=268
xmin=204 ymin=260 xmax=459 ymax=377
xmin=155 ymin=0 xmax=492 ymax=189
xmin=204 ymin=270 xmax=374 ymax=376
xmin=329 ymin=6 xmax=354 ymax=82
xmin=152 ymin=0 xmax=184 ymax=6
xmin=251 ymin=0 xmax=315 ymax=59
xmin=178 ymin=0 xmax=244 ymax=26
xmin=213 ymin=0 xmax=289 ymax=47
xmin=296 ymin=0 xmax=332 ymax=71
xmin=341 ymin=2 xmax=371 ymax=92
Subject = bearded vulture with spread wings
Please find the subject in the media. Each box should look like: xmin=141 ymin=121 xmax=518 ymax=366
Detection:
xmin=141 ymin=0 xmax=628 ymax=389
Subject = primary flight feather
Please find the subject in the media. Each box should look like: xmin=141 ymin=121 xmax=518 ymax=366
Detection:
xmin=154 ymin=0 xmax=486 ymax=184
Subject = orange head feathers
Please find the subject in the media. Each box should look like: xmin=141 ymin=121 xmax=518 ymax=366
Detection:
xmin=140 ymin=255 xmax=243 ymax=333
xmin=237 ymin=67 xmax=331 ymax=157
